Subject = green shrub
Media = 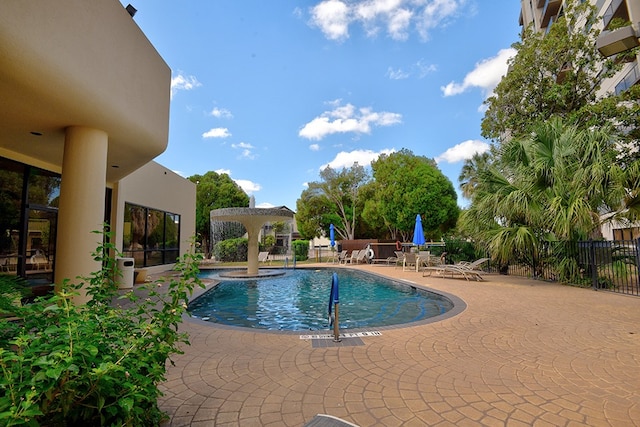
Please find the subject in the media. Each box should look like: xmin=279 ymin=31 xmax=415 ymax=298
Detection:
xmin=292 ymin=240 xmax=309 ymax=261
xmin=0 ymin=275 xmax=29 ymax=316
xmin=261 ymin=235 xmax=276 ymax=250
xmin=442 ymin=237 xmax=483 ymax=264
xmin=0 ymin=227 xmax=203 ymax=426
xmin=212 ymin=237 xmax=248 ymax=262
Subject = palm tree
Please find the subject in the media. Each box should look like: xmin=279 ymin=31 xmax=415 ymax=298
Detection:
xmin=458 ymin=152 xmax=492 ymax=199
xmin=459 ymin=118 xmax=640 ymax=280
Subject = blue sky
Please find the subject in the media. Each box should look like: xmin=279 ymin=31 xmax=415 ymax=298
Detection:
xmin=122 ymin=0 xmax=522 ymax=209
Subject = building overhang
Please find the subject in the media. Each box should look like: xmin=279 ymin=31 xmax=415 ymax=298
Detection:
xmin=597 ymin=24 xmax=640 ymax=57
xmin=0 ymin=0 xmax=171 ymax=181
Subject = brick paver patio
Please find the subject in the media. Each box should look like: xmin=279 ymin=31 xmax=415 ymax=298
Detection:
xmin=159 ymin=264 xmax=640 ymax=426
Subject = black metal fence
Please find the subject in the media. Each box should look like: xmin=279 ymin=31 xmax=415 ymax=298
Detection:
xmin=484 ymin=239 xmax=640 ymax=296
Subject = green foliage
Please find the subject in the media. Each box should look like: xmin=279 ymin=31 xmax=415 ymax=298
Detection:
xmin=607 ymin=17 xmax=631 ymax=31
xmin=459 ymin=118 xmax=640 ymax=276
xmin=212 ymin=238 xmax=248 ymax=262
xmin=262 ymin=235 xmax=276 ymax=248
xmin=291 ymin=240 xmax=309 ymax=261
xmin=441 ymin=238 xmax=483 ymax=265
xmin=0 ymin=275 xmax=29 ymax=316
xmin=0 ymin=227 xmax=204 ymax=426
xmin=365 ymin=149 xmax=459 ymax=241
xmin=295 ymin=164 xmax=370 ymax=240
xmin=481 ymin=0 xmax=636 ymax=154
xmin=188 ymin=171 xmax=249 ymax=255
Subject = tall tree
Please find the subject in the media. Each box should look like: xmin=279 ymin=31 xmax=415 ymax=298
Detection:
xmin=481 ymin=0 xmax=638 ymax=157
xmin=188 ymin=171 xmax=249 ymax=257
xmin=458 ymin=151 xmax=492 ymax=199
xmin=459 ymin=119 xmax=640 ymax=269
xmin=365 ymin=149 xmax=459 ymax=241
xmin=295 ymin=164 xmax=369 ymax=240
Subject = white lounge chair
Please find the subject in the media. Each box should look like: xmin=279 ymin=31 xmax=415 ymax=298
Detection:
xmin=355 ymin=249 xmax=368 ymax=264
xmin=258 ymin=251 xmax=270 ymax=264
xmin=457 ymin=258 xmax=490 ymax=271
xmin=345 ymin=250 xmax=360 ymax=264
xmin=423 ymin=263 xmax=484 ymax=281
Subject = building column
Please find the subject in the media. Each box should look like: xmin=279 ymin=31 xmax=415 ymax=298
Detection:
xmin=54 ymin=126 xmax=108 ymax=304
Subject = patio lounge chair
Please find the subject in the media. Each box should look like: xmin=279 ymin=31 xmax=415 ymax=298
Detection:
xmin=423 ymin=263 xmax=484 ymax=281
xmin=345 ymin=250 xmax=360 ymax=264
xmin=392 ymin=251 xmax=404 ymax=268
xmin=457 ymin=257 xmax=490 ymax=271
xmin=337 ymin=250 xmax=348 ymax=264
xmin=355 ymin=249 xmax=368 ymax=264
xmin=258 ymin=251 xmax=270 ymax=264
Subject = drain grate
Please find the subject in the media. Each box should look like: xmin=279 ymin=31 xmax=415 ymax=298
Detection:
xmin=299 ymin=331 xmax=382 ymax=340
xmin=300 ymin=331 xmax=381 ymax=348
xmin=311 ymin=337 xmax=364 ymax=348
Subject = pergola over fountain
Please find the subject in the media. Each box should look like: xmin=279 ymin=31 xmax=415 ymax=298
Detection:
xmin=210 ymin=197 xmax=294 ymax=278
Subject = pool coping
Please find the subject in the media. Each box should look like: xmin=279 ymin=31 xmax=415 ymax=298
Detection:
xmin=183 ymin=265 xmax=467 ymax=335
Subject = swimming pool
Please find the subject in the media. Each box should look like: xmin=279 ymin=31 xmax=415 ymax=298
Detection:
xmin=189 ymin=268 xmax=455 ymax=331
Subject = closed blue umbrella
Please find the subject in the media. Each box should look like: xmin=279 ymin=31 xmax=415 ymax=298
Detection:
xmin=413 ymin=214 xmax=425 ymax=247
xmin=330 ymin=223 xmax=335 ymax=248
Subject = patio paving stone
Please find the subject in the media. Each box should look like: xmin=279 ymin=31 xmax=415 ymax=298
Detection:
xmin=156 ymin=263 xmax=640 ymax=426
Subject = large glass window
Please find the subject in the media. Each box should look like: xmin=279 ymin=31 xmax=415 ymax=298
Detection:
xmin=0 ymin=159 xmax=25 ymax=275
xmin=122 ymin=203 xmax=180 ymax=267
xmin=0 ymin=157 xmax=60 ymax=286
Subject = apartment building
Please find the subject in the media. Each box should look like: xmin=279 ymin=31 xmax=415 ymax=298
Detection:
xmin=0 ymin=1 xmax=196 ymax=301
xmin=519 ymin=0 xmax=640 ymax=240
xmin=520 ymin=0 xmax=640 ymax=95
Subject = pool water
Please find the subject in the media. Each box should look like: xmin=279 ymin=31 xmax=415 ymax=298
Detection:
xmin=189 ymin=269 xmax=454 ymax=331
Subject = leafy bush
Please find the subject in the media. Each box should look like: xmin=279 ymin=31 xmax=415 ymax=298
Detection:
xmin=0 ymin=275 xmax=29 ymax=316
xmin=261 ymin=235 xmax=276 ymax=250
xmin=0 ymin=228 xmax=203 ymax=426
xmin=212 ymin=237 xmax=248 ymax=262
xmin=292 ymin=240 xmax=309 ymax=261
xmin=442 ymin=237 xmax=483 ymax=264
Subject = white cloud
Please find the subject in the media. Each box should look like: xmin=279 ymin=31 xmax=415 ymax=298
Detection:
xmin=210 ymin=107 xmax=233 ymax=119
xmin=309 ymin=144 xmax=321 ymax=151
xmin=387 ymin=60 xmax=436 ymax=80
xmin=170 ymin=72 xmax=201 ymax=98
xmin=256 ymin=202 xmax=276 ymax=208
xmin=416 ymin=60 xmax=437 ymax=78
xmin=299 ymin=100 xmax=401 ymax=140
xmin=441 ymin=48 xmax=516 ymax=97
xmin=234 ymin=179 xmax=262 ymax=194
xmin=310 ymin=0 xmax=350 ymax=41
xmin=202 ymin=128 xmax=231 ymax=139
xmin=387 ymin=67 xmax=410 ymax=80
xmin=434 ymin=139 xmax=490 ymax=164
xmin=212 ymin=170 xmax=260 ymax=196
xmin=308 ymin=0 xmax=465 ymax=42
xmin=231 ymin=142 xmax=256 ymax=159
xmin=416 ymin=0 xmax=464 ymax=41
xmin=320 ymin=148 xmax=396 ymax=170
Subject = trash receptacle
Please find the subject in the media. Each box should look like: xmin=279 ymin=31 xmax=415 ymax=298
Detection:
xmin=116 ymin=257 xmax=135 ymax=289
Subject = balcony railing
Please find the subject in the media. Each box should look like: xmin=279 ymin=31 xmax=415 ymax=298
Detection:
xmin=602 ymin=0 xmax=625 ymax=30
xmin=596 ymin=24 xmax=640 ymax=57
xmin=541 ymin=0 xmax=562 ymax=28
xmin=615 ymin=61 xmax=640 ymax=95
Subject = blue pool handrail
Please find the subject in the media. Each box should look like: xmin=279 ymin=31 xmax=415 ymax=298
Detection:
xmin=328 ymin=272 xmax=340 ymax=342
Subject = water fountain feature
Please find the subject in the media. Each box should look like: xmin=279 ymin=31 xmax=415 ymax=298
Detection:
xmin=210 ymin=196 xmax=294 ymax=278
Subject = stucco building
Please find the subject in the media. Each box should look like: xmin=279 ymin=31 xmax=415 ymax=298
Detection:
xmin=519 ymin=0 xmax=640 ymax=240
xmin=0 ymin=1 xmax=195 ymax=301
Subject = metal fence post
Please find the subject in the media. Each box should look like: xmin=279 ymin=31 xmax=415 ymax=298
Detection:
xmin=589 ymin=239 xmax=598 ymax=290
